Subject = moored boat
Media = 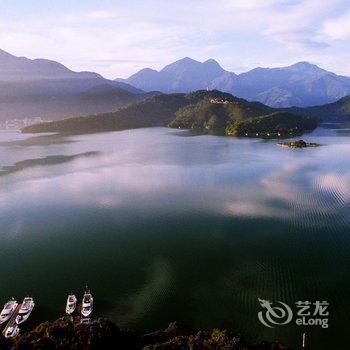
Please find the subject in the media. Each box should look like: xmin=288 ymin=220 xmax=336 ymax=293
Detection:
xmin=0 ymin=298 xmax=18 ymax=325
xmin=16 ymin=297 xmax=35 ymax=324
xmin=65 ymin=294 xmax=77 ymax=315
xmin=81 ymin=288 xmax=93 ymax=317
xmin=4 ymin=324 xmax=19 ymax=338
xmin=80 ymin=317 xmax=91 ymax=324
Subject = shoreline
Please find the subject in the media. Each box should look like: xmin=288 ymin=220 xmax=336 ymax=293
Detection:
xmin=0 ymin=318 xmax=294 ymax=350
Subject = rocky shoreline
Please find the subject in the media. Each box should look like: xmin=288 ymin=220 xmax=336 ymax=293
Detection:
xmin=277 ymin=139 xmax=320 ymax=148
xmin=0 ymin=318 xmax=293 ymax=350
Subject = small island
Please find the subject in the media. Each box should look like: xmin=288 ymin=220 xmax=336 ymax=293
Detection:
xmin=277 ymin=139 xmax=320 ymax=148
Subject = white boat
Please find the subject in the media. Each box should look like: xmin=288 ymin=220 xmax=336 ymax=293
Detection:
xmin=81 ymin=288 xmax=93 ymax=317
xmin=4 ymin=324 xmax=20 ymax=338
xmin=80 ymin=317 xmax=91 ymax=324
xmin=0 ymin=298 xmax=18 ymax=324
xmin=16 ymin=297 xmax=35 ymax=324
xmin=65 ymin=294 xmax=77 ymax=315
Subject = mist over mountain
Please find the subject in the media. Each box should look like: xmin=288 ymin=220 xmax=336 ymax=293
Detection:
xmin=117 ymin=58 xmax=350 ymax=108
xmin=2 ymin=47 xmax=350 ymax=123
xmin=287 ymin=95 xmax=350 ymax=121
xmin=0 ymin=48 xmax=102 ymax=82
xmin=0 ymin=49 xmax=144 ymax=121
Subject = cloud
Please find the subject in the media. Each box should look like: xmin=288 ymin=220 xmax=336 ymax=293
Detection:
xmin=316 ymin=172 xmax=350 ymax=203
xmin=0 ymin=0 xmax=349 ymax=77
xmin=223 ymin=0 xmax=279 ymax=10
xmin=323 ymin=11 xmax=350 ymax=40
xmin=82 ymin=11 xmax=116 ymax=20
xmin=262 ymin=0 xmax=340 ymax=50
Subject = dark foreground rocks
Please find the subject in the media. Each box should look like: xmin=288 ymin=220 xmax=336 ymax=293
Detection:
xmin=0 ymin=318 xmax=293 ymax=350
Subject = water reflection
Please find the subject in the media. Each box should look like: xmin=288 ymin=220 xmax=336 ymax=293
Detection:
xmin=0 ymin=127 xmax=349 ymax=349
xmin=0 ymin=152 xmax=99 ymax=176
xmin=0 ymin=133 xmax=75 ymax=148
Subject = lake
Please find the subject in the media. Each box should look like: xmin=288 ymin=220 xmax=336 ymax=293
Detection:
xmin=0 ymin=126 xmax=349 ymax=349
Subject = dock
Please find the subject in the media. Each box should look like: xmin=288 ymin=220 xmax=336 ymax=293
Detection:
xmin=2 ymin=304 xmax=21 ymax=337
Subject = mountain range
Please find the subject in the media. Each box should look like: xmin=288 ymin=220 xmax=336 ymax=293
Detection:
xmin=1 ymin=48 xmax=350 ymax=124
xmin=116 ymin=57 xmax=350 ymax=108
xmin=0 ymin=49 xmax=145 ymax=121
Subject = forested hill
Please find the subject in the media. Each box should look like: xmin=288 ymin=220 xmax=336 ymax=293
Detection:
xmin=286 ymin=95 xmax=350 ymax=121
xmin=22 ymin=90 xmax=317 ymax=138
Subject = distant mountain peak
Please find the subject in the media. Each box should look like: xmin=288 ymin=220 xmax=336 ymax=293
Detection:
xmin=160 ymin=57 xmax=226 ymax=76
xmin=291 ymin=61 xmax=316 ymax=67
xmin=117 ymin=57 xmax=350 ymax=107
xmin=204 ymin=58 xmax=219 ymax=64
xmin=140 ymin=67 xmax=158 ymax=73
xmin=180 ymin=57 xmax=199 ymax=63
xmin=203 ymin=58 xmax=224 ymax=69
xmin=0 ymin=48 xmax=13 ymax=56
xmin=287 ymin=61 xmax=326 ymax=74
xmin=0 ymin=47 xmax=102 ymax=82
xmin=125 ymin=67 xmax=159 ymax=81
xmin=0 ymin=48 xmax=18 ymax=61
xmin=161 ymin=57 xmax=201 ymax=72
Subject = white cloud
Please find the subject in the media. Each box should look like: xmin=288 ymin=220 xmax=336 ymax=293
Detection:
xmin=262 ymin=0 xmax=341 ymax=50
xmin=223 ymin=0 xmax=279 ymax=10
xmin=0 ymin=0 xmax=349 ymax=77
xmin=82 ymin=11 xmax=116 ymax=20
xmin=323 ymin=11 xmax=350 ymax=40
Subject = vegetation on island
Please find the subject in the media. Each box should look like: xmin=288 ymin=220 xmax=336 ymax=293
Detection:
xmin=168 ymin=92 xmax=273 ymax=133
xmin=277 ymin=139 xmax=320 ymax=148
xmin=0 ymin=318 xmax=293 ymax=350
xmin=22 ymin=90 xmax=318 ymax=138
xmin=227 ymin=112 xmax=318 ymax=137
xmin=22 ymin=92 xmax=187 ymax=134
xmin=286 ymin=95 xmax=350 ymax=121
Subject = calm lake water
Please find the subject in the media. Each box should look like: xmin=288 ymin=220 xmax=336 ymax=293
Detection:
xmin=0 ymin=126 xmax=350 ymax=349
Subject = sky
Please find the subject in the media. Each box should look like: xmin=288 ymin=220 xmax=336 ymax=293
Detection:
xmin=0 ymin=0 xmax=349 ymax=79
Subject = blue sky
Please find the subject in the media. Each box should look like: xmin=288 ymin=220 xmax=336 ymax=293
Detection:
xmin=0 ymin=0 xmax=349 ymax=78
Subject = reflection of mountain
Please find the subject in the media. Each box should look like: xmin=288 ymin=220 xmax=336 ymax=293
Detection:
xmin=1 ymin=128 xmax=349 ymax=349
xmin=0 ymin=134 xmax=75 ymax=147
xmin=0 ymin=49 xmax=145 ymax=121
xmin=0 ymin=152 xmax=99 ymax=177
xmin=16 ymin=128 xmax=350 ymax=228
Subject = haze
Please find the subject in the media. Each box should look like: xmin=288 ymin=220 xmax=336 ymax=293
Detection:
xmin=0 ymin=0 xmax=349 ymax=78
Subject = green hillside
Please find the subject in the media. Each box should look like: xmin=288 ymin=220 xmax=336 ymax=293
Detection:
xmin=168 ymin=92 xmax=316 ymax=136
xmin=227 ymin=112 xmax=317 ymax=136
xmin=22 ymin=90 xmax=317 ymax=137
xmin=287 ymin=95 xmax=350 ymax=121
xmin=22 ymin=93 xmax=187 ymax=133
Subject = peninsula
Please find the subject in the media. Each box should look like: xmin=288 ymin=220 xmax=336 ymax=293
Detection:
xmin=22 ymin=90 xmax=317 ymax=138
